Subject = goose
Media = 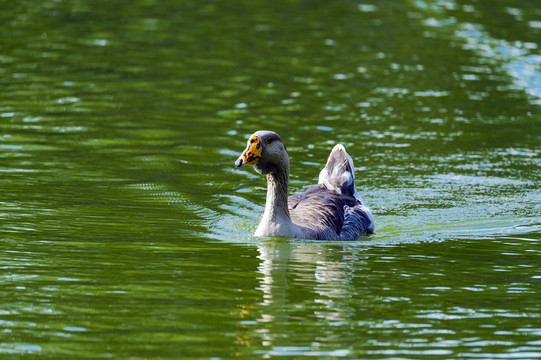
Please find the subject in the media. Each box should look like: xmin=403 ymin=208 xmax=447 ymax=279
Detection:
xmin=235 ymin=130 xmax=374 ymax=240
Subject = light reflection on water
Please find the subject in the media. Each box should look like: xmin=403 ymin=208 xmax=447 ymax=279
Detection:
xmin=415 ymin=0 xmax=541 ymax=105
xmin=251 ymin=234 xmax=541 ymax=358
xmin=1 ymin=0 xmax=541 ymax=358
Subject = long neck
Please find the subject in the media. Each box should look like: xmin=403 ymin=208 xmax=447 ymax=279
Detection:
xmin=255 ymin=159 xmax=295 ymax=237
xmin=264 ymin=163 xmax=291 ymax=222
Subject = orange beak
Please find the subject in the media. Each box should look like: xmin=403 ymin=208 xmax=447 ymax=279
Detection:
xmin=235 ymin=134 xmax=262 ymax=167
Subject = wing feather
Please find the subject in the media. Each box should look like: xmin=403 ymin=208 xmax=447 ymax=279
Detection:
xmin=288 ymin=184 xmax=373 ymax=240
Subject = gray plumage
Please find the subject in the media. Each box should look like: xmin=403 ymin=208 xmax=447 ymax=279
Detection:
xmin=236 ymin=130 xmax=374 ymax=241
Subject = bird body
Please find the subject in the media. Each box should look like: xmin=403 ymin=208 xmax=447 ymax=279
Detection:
xmin=236 ymin=131 xmax=374 ymax=241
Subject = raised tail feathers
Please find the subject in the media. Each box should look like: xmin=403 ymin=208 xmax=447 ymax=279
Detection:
xmin=319 ymin=144 xmax=375 ymax=236
xmin=318 ymin=144 xmax=356 ymax=196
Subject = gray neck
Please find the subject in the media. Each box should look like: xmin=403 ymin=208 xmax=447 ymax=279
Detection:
xmin=254 ymin=159 xmax=296 ymax=237
xmin=264 ymin=163 xmax=291 ymax=222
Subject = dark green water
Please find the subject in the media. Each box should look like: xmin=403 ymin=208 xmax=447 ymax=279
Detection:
xmin=1 ymin=0 xmax=540 ymax=358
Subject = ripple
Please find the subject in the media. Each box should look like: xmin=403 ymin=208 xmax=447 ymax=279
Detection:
xmin=416 ymin=0 xmax=541 ymax=105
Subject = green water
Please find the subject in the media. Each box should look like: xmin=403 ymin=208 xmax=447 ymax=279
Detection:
xmin=1 ymin=0 xmax=540 ymax=358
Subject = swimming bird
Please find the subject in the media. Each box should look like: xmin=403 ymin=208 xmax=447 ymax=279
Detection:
xmin=235 ymin=130 xmax=374 ymax=240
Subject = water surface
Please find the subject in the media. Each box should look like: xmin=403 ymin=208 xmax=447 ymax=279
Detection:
xmin=1 ymin=0 xmax=540 ymax=359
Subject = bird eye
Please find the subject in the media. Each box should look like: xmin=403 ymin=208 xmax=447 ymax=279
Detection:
xmin=266 ymin=137 xmax=273 ymax=144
